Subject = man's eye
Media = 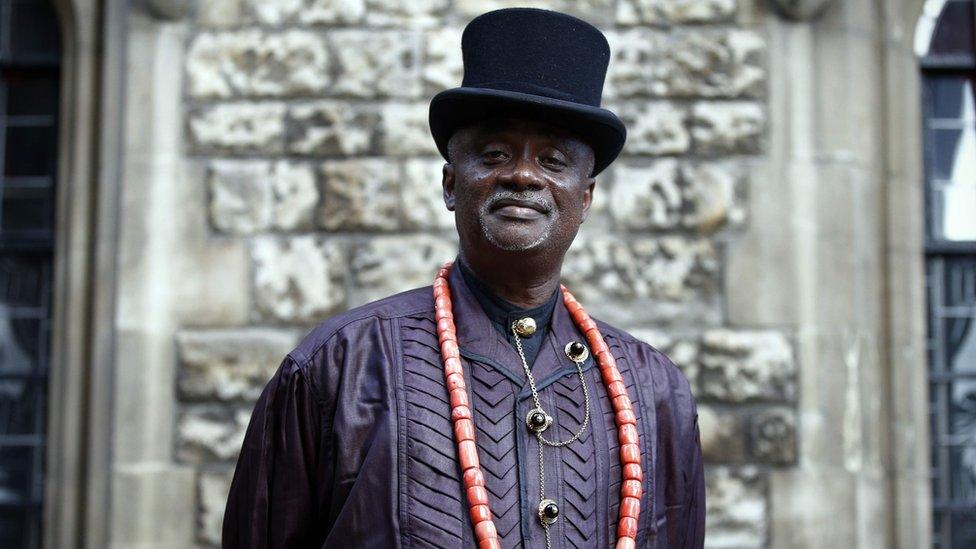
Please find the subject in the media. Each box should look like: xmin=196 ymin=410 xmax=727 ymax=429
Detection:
xmin=542 ymin=156 xmax=566 ymax=168
xmin=484 ymin=150 xmax=508 ymax=161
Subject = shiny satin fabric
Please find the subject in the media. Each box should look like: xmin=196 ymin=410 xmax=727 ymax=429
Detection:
xmin=222 ymin=262 xmax=705 ymax=548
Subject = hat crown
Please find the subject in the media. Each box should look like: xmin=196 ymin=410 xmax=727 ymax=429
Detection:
xmin=459 ymin=8 xmax=611 ymax=107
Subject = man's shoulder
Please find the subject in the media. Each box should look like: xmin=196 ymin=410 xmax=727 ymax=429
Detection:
xmin=289 ymin=285 xmax=434 ymax=364
xmin=591 ymin=316 xmax=693 ymax=394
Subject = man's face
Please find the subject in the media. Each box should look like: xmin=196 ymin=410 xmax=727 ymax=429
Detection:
xmin=441 ymin=117 xmax=596 ymax=259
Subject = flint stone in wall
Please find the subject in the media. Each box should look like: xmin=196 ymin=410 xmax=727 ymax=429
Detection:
xmin=381 ymin=103 xmax=440 ymax=156
xmin=188 ymin=102 xmax=286 ymax=154
xmin=616 ymin=0 xmax=737 ymax=25
xmin=699 ymin=405 xmax=746 ymax=462
xmin=176 ymin=328 xmax=299 ymax=402
xmin=286 ymin=101 xmax=380 ymax=156
xmin=613 ymin=102 xmax=690 ymax=155
xmin=196 ymin=0 xmax=367 ymax=26
xmin=749 ymin=406 xmax=797 ymax=464
xmin=454 ymin=0 xmax=615 ymax=26
xmin=186 ymin=30 xmax=330 ymax=98
xmin=699 ymin=329 xmax=796 ymax=403
xmin=251 ymin=235 xmax=346 ymax=323
xmin=610 ymin=160 xmax=744 ymax=232
xmin=177 ymin=406 xmax=250 ymax=463
xmin=198 ymin=469 xmax=233 ymax=546
xmin=318 ymin=159 xmax=400 ymax=230
xmin=606 ymin=29 xmax=765 ymax=98
xmin=705 ymin=467 xmax=767 ymax=548
xmin=208 ymin=160 xmax=318 ymax=234
xmin=364 ymin=0 xmax=451 ymax=27
xmin=401 ymin=158 xmax=455 ymax=230
xmin=349 ymin=234 xmax=457 ymax=305
xmin=423 ymin=27 xmax=463 ymax=93
xmin=691 ymin=101 xmax=765 ymax=154
xmin=562 ymin=236 xmax=720 ymax=324
xmin=328 ymin=30 xmax=422 ymax=98
xmin=629 ymin=328 xmax=699 ymax=391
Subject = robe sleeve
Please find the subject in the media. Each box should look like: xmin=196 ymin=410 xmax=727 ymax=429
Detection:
xmin=222 ymin=354 xmax=330 ymax=548
xmin=683 ymin=412 xmax=706 ymax=548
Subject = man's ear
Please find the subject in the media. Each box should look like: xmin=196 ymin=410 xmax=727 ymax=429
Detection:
xmin=442 ymin=162 xmax=456 ymax=211
xmin=580 ymin=177 xmax=596 ymax=222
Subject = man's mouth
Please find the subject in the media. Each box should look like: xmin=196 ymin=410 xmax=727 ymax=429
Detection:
xmin=490 ymin=197 xmax=550 ymax=219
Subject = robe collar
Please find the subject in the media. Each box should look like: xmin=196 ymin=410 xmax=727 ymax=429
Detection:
xmin=447 ymin=256 xmax=595 ymax=394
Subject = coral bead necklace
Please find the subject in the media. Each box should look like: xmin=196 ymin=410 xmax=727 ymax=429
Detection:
xmin=433 ymin=262 xmax=643 ymax=549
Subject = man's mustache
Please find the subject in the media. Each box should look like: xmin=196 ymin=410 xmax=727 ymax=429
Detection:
xmin=484 ymin=192 xmax=553 ymax=214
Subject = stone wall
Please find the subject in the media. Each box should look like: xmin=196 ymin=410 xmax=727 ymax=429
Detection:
xmin=176 ymin=1 xmax=795 ymax=546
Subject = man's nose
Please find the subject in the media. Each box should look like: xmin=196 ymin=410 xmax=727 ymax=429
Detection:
xmin=496 ymin=154 xmax=545 ymax=190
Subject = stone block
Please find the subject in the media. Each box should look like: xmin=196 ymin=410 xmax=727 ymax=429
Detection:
xmin=251 ymin=235 xmax=346 ymax=323
xmin=349 ymin=234 xmax=457 ymax=305
xmin=401 ymin=158 xmax=455 ymax=230
xmin=207 ymin=160 xmax=318 ymax=234
xmin=699 ymin=405 xmax=746 ymax=462
xmin=188 ymin=102 xmax=286 ymax=154
xmin=423 ymin=27 xmax=463 ymax=93
xmin=286 ymin=101 xmax=381 ymax=156
xmin=250 ymin=0 xmax=366 ymax=25
xmin=607 ymin=29 xmax=765 ymax=98
xmin=176 ymin=406 xmax=250 ymax=463
xmin=691 ymin=101 xmax=765 ymax=154
xmin=613 ymin=102 xmax=690 ymax=155
xmin=318 ymin=158 xmax=400 ymax=230
xmin=609 ymin=160 xmax=744 ymax=232
xmin=328 ymin=30 xmax=422 ymax=98
xmin=364 ymin=0 xmax=451 ymax=27
xmin=749 ymin=406 xmax=797 ymax=465
xmin=615 ymin=0 xmax=737 ymax=25
xmin=561 ymin=236 xmax=720 ymax=324
xmin=176 ymin=328 xmax=300 ymax=402
xmin=705 ymin=467 xmax=767 ymax=548
xmin=699 ymin=329 xmax=796 ymax=403
xmin=197 ymin=469 xmax=233 ymax=546
xmin=454 ymin=0 xmax=615 ymax=26
xmin=186 ymin=30 xmax=330 ymax=98
xmin=381 ymin=103 xmax=439 ymax=156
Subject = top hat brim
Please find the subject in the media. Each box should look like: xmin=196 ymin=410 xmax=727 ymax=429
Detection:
xmin=429 ymin=87 xmax=626 ymax=177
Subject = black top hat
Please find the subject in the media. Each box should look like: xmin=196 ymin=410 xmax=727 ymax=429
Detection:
xmin=428 ymin=8 xmax=626 ymax=177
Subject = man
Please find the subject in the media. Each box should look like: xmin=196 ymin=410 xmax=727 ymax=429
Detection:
xmin=222 ymin=7 xmax=704 ymax=548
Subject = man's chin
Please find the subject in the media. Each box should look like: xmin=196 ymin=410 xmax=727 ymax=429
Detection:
xmin=480 ymin=227 xmax=550 ymax=253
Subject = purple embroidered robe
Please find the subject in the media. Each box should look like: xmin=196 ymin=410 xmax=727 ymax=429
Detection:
xmin=222 ymin=263 xmax=705 ymax=548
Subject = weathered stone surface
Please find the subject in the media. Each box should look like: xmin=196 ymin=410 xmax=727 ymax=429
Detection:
xmin=207 ymin=160 xmax=317 ymax=234
xmin=364 ymin=0 xmax=450 ymax=27
xmin=286 ymin=101 xmax=380 ymax=156
xmin=349 ymin=234 xmax=457 ymax=305
xmin=699 ymin=405 xmax=746 ymax=462
xmin=401 ymin=158 xmax=455 ymax=230
xmin=749 ymin=406 xmax=797 ymax=464
xmin=616 ymin=0 xmax=737 ymax=25
xmin=251 ymin=236 xmax=346 ymax=322
xmin=186 ymin=30 xmax=330 ymax=98
xmin=699 ymin=329 xmax=796 ymax=403
xmin=609 ymin=160 xmax=744 ymax=232
xmin=381 ymin=103 xmax=439 ymax=156
xmin=196 ymin=0 xmax=368 ymax=26
xmin=198 ymin=469 xmax=233 ymax=546
xmin=691 ymin=101 xmax=765 ymax=154
xmin=613 ymin=102 xmax=690 ymax=155
xmin=271 ymin=161 xmax=319 ymax=231
xmin=177 ymin=406 xmax=250 ymax=463
xmin=188 ymin=102 xmax=286 ymax=154
xmin=454 ymin=0 xmax=615 ymax=25
xmin=563 ymin=236 xmax=718 ymax=306
xmin=196 ymin=0 xmax=243 ymax=26
xmin=176 ymin=328 xmax=299 ymax=402
xmin=328 ymin=30 xmax=422 ymax=98
xmin=318 ymin=159 xmax=400 ymax=230
xmin=705 ymin=467 xmax=767 ymax=548
xmin=423 ymin=27 xmax=463 ymax=93
xmin=607 ymin=29 xmax=765 ymax=98
xmin=207 ymin=160 xmax=272 ymax=235
xmin=629 ymin=328 xmax=699 ymax=390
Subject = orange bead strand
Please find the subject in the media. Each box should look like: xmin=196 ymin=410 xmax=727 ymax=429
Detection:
xmin=434 ymin=262 xmax=642 ymax=548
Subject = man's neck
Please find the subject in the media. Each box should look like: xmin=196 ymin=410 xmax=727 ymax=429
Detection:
xmin=457 ymin=250 xmax=562 ymax=309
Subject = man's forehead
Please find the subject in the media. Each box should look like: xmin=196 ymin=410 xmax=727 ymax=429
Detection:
xmin=464 ymin=116 xmax=588 ymax=145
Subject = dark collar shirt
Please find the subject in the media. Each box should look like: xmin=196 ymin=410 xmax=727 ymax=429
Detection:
xmin=222 ymin=257 xmax=705 ymax=548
